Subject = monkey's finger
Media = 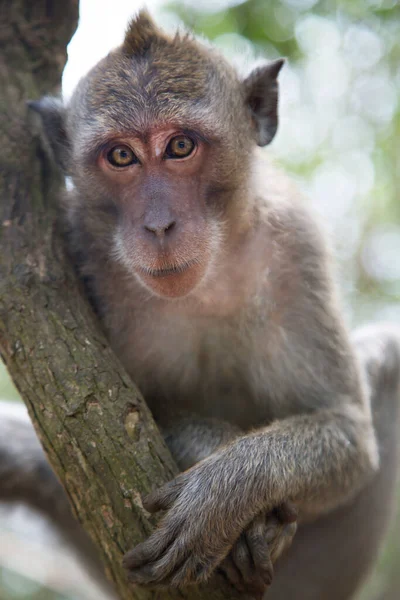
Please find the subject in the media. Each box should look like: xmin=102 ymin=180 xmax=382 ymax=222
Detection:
xmin=142 ymin=477 xmax=185 ymax=513
xmin=218 ymin=554 xmax=246 ymax=592
xmin=123 ymin=525 xmax=177 ymax=571
xmin=124 ymin=543 xmax=160 ymax=572
xmin=269 ymin=522 xmax=297 ymax=564
xmin=169 ymin=552 xmax=216 ymax=587
xmin=231 ymin=535 xmax=254 ymax=582
xmin=264 ymin=514 xmax=282 ymax=544
xmin=274 ymin=501 xmax=298 ymax=524
xmin=245 ymin=520 xmax=274 ymax=588
xmin=125 ymin=527 xmax=194 ymax=584
xmin=229 ymin=533 xmax=268 ymax=597
xmin=126 ymin=563 xmax=167 ymax=586
xmin=126 ymin=554 xmax=178 ymax=585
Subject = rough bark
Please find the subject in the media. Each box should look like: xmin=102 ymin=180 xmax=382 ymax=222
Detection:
xmin=0 ymin=2 xmax=240 ymax=599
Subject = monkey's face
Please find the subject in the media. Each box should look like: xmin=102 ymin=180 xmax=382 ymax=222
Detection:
xmin=93 ymin=124 xmax=223 ymax=299
xmin=41 ymin=14 xmax=283 ymax=300
xmin=66 ymin=47 xmax=254 ymax=300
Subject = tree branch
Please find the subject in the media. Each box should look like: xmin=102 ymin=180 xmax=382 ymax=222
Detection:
xmin=0 ymin=2 xmax=240 ymax=598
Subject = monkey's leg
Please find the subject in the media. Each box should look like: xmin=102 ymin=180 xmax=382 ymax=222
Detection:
xmin=0 ymin=402 xmax=113 ymax=594
xmin=268 ymin=325 xmax=400 ymax=600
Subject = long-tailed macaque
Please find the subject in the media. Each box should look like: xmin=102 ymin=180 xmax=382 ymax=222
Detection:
xmin=1 ymin=10 xmax=399 ymax=600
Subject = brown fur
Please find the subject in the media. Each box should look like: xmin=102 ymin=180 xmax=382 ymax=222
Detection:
xmin=122 ymin=9 xmax=166 ymax=56
xmin=6 ymin=10 xmax=399 ymax=599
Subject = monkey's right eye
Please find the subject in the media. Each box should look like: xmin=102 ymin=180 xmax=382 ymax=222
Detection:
xmin=107 ymin=145 xmax=138 ymax=167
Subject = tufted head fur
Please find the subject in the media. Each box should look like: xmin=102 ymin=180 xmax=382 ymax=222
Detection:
xmin=121 ymin=9 xmax=169 ymax=56
xmin=31 ymin=10 xmax=284 ymax=172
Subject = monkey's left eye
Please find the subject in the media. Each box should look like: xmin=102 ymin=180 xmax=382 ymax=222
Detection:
xmin=107 ymin=145 xmax=138 ymax=167
xmin=165 ymin=135 xmax=195 ymax=159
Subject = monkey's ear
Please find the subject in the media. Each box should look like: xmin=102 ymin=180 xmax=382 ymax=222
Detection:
xmin=243 ymin=58 xmax=285 ymax=147
xmin=27 ymin=97 xmax=70 ymax=173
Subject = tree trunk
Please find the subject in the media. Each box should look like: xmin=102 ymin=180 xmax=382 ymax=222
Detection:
xmin=0 ymin=2 xmax=240 ymax=598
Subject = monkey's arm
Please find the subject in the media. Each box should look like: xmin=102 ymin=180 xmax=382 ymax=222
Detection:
xmin=266 ymin=325 xmax=400 ymax=600
xmin=162 ymin=416 xmax=242 ymax=471
xmin=124 ymin=392 xmax=376 ymax=585
xmin=163 ymin=416 xmax=297 ymax=596
xmin=0 ymin=402 xmax=113 ymax=590
xmin=0 ymin=402 xmax=69 ymax=517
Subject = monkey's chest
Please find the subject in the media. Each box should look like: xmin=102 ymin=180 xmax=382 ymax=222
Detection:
xmin=120 ymin=316 xmax=280 ymax=430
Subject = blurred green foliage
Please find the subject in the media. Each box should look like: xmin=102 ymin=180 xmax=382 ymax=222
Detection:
xmin=0 ymin=567 xmax=71 ymax=600
xmin=0 ymin=363 xmax=19 ymax=401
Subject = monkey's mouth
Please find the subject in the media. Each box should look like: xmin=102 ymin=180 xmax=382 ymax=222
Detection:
xmin=138 ymin=260 xmax=198 ymax=278
xmin=136 ymin=258 xmax=205 ymax=298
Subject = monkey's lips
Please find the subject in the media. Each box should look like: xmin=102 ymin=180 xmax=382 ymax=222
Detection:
xmin=136 ymin=260 xmax=205 ymax=298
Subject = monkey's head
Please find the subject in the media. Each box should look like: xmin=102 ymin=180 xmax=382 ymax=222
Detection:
xmin=32 ymin=11 xmax=284 ymax=299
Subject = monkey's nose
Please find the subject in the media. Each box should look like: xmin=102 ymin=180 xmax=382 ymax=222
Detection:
xmin=144 ymin=220 xmax=176 ymax=238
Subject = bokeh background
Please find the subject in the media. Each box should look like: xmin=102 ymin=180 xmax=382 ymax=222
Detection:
xmin=1 ymin=0 xmax=399 ymax=597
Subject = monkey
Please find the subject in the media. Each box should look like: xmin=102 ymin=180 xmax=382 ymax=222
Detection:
xmin=1 ymin=9 xmax=400 ymax=600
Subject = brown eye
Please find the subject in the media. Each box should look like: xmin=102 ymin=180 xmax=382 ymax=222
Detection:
xmin=107 ymin=145 xmax=138 ymax=167
xmin=165 ymin=135 xmax=195 ymax=159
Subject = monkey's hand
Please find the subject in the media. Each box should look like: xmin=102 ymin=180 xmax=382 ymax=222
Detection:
xmin=219 ymin=504 xmax=297 ymax=599
xmin=124 ymin=453 xmax=269 ymax=588
xmin=123 ymin=448 xmax=297 ymax=590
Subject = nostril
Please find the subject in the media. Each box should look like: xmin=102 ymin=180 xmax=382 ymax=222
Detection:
xmin=144 ymin=224 xmax=156 ymax=234
xmin=164 ymin=220 xmax=175 ymax=234
xmin=144 ymin=220 xmax=176 ymax=237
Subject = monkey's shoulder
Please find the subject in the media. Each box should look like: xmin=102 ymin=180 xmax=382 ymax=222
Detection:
xmin=256 ymin=188 xmax=336 ymax=311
